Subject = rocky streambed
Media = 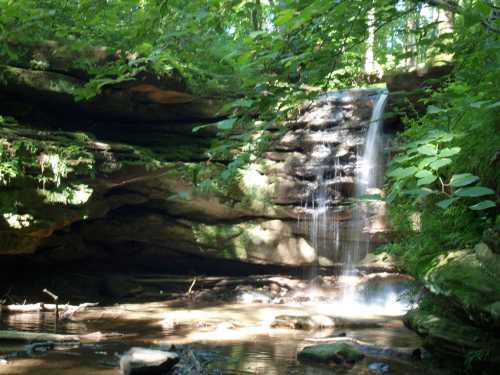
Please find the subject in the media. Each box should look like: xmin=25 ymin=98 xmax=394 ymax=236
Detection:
xmin=0 ymin=271 xmax=457 ymax=375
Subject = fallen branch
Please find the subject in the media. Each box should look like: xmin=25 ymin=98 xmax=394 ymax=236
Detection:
xmin=0 ymin=330 xmax=122 ymax=343
xmin=305 ymin=336 xmax=422 ymax=360
xmin=0 ymin=302 xmax=98 ymax=314
xmin=59 ymin=302 xmax=99 ymax=321
xmin=186 ymin=278 xmax=197 ymax=296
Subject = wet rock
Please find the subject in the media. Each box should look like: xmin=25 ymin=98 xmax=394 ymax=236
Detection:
xmin=357 ymin=252 xmax=399 ymax=273
xmin=404 ymin=296 xmax=500 ymax=364
xmin=422 ymin=245 xmax=500 ymax=327
xmin=368 ymin=362 xmax=390 ymax=373
xmin=272 ymin=314 xmax=335 ymax=330
xmin=25 ymin=341 xmax=55 ymax=355
xmin=120 ymin=348 xmax=179 ymax=375
xmin=297 ymin=343 xmax=364 ymax=364
xmin=271 ymin=314 xmax=380 ymax=330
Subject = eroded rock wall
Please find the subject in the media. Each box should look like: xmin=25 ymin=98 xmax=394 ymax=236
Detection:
xmin=0 ymin=45 xmax=392 ymax=270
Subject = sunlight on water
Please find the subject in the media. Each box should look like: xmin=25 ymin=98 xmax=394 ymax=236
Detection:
xmin=318 ymin=289 xmax=412 ymax=318
xmin=310 ymin=274 xmax=414 ymax=318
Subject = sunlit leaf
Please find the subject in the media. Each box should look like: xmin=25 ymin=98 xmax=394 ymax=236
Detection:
xmin=417 ymin=144 xmax=437 ymax=156
xmin=415 ymin=170 xmax=433 ymax=178
xmin=417 ymin=175 xmax=437 ymax=186
xmin=388 ymin=167 xmax=418 ymax=179
xmin=418 ymin=156 xmax=438 ymax=169
xmin=439 ymin=147 xmax=461 ymax=157
xmin=429 ymin=158 xmax=451 ymax=170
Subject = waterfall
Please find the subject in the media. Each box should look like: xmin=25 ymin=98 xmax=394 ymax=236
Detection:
xmin=300 ymin=89 xmax=388 ymax=279
xmin=357 ymin=91 xmax=389 ymax=197
xmin=338 ymin=90 xmax=389 ymax=307
xmin=344 ymin=90 xmax=389 ymax=273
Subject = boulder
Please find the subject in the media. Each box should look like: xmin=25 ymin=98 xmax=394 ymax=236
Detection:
xmin=404 ymin=298 xmax=500 ymax=364
xmin=120 ymin=348 xmax=179 ymax=375
xmin=297 ymin=343 xmax=365 ymax=364
xmin=357 ymin=252 xmax=400 ymax=273
xmin=422 ymin=245 xmax=500 ymax=327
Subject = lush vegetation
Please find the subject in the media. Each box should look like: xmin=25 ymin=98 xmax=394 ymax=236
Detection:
xmin=383 ymin=2 xmax=499 ymax=276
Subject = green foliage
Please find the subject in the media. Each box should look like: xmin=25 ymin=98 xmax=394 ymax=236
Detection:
xmin=384 ymin=5 xmax=499 ymax=287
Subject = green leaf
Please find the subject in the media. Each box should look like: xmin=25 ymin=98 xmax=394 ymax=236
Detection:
xmin=417 ymin=175 xmax=437 ymax=186
xmin=437 ymin=197 xmax=459 ymax=209
xmin=469 ymin=200 xmax=496 ymax=210
xmin=429 ymin=158 xmax=451 ymax=170
xmin=450 ymin=173 xmax=480 ymax=188
xmin=418 ymin=156 xmax=438 ymax=169
xmin=405 ymin=188 xmax=436 ymax=198
xmin=415 ymin=170 xmax=433 ymax=178
xmin=427 ymin=105 xmax=446 ymax=114
xmin=455 ymin=186 xmax=495 ymax=198
xmin=388 ymin=166 xmax=418 ymax=179
xmin=439 ymin=147 xmax=461 ymax=157
xmin=217 ymin=118 xmax=237 ymax=131
xmin=275 ymin=9 xmax=295 ymax=26
xmin=470 ymin=100 xmax=489 ymax=109
xmin=417 ymin=144 xmax=437 ymax=156
xmin=487 ymin=101 xmax=500 ymax=109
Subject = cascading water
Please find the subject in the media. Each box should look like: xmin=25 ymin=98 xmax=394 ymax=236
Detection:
xmin=301 ymin=90 xmax=388 ymax=274
xmin=300 ymin=89 xmax=411 ymax=315
xmin=344 ymin=90 xmax=389 ymax=273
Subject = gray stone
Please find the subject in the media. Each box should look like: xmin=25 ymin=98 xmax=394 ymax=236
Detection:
xmin=120 ymin=348 xmax=179 ymax=375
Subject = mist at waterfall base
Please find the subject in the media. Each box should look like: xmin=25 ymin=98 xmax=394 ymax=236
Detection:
xmin=303 ymin=90 xmax=413 ymax=317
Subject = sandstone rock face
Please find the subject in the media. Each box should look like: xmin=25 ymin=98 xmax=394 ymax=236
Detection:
xmin=0 ymin=44 xmax=391 ymax=269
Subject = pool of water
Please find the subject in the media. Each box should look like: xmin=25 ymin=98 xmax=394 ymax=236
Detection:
xmin=0 ymin=277 xmax=451 ymax=375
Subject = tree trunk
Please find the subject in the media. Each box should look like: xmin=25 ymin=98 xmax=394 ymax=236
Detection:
xmin=365 ymin=8 xmax=376 ymax=74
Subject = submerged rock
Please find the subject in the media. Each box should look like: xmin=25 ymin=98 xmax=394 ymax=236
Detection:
xmin=368 ymin=362 xmax=390 ymax=373
xmin=120 ymin=348 xmax=179 ymax=375
xmin=297 ymin=343 xmax=365 ymax=364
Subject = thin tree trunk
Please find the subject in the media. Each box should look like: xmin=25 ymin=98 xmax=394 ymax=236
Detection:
xmin=365 ymin=8 xmax=376 ymax=74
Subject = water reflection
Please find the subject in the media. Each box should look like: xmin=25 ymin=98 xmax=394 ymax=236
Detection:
xmin=0 ymin=311 xmax=88 ymax=334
